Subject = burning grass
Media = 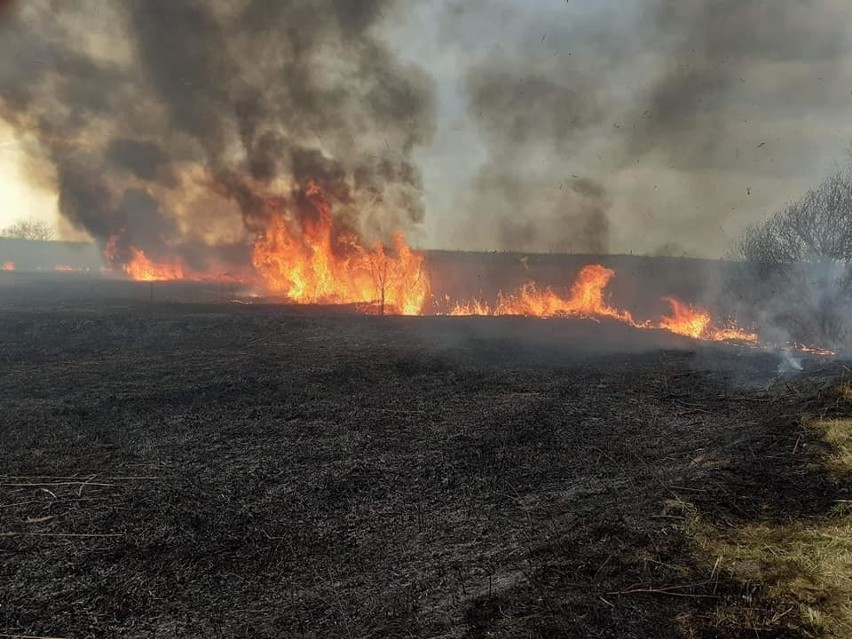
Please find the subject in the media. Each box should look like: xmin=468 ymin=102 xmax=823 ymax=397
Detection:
xmin=445 ymin=265 xmax=758 ymax=345
xmin=98 ymin=180 xmax=761 ymax=342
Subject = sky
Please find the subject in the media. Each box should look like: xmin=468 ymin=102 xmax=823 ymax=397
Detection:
xmin=383 ymin=0 xmax=852 ymax=257
xmin=0 ymin=121 xmax=60 ymax=232
xmin=1 ymin=0 xmax=851 ymax=258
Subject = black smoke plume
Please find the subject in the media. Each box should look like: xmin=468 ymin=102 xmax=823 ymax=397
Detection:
xmin=0 ymin=0 xmax=435 ymax=268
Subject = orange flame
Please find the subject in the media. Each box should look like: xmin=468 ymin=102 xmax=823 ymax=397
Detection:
xmin=657 ymin=296 xmax=711 ymax=338
xmin=252 ymin=180 xmax=428 ymax=315
xmin=450 ymin=298 xmax=494 ymax=316
xmin=449 ymin=264 xmax=757 ymax=344
xmin=1 ymin=261 xmax=13 ymax=271
xmin=124 ymin=247 xmax=200 ymax=282
xmin=789 ymin=344 xmax=836 ymax=357
xmin=452 ymin=264 xmax=635 ymax=324
xmin=657 ymin=297 xmax=758 ymax=342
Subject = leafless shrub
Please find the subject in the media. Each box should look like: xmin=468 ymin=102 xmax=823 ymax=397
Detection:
xmin=729 ymin=170 xmax=852 ymax=346
xmin=1 ymin=218 xmax=55 ymax=241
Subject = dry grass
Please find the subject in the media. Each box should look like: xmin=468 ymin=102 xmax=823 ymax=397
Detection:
xmin=833 ymin=381 xmax=852 ymax=404
xmin=674 ymin=389 xmax=852 ymax=638
xmin=814 ymin=416 xmax=852 ymax=476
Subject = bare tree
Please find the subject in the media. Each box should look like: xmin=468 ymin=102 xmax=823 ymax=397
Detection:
xmin=736 ymin=171 xmax=852 ymax=266
xmin=1 ymin=218 xmax=55 ymax=241
xmin=730 ymin=170 xmax=852 ymax=345
xmin=369 ymin=251 xmax=389 ymax=317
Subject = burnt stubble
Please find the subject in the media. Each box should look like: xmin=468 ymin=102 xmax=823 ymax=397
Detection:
xmin=0 ymin=281 xmax=842 ymax=638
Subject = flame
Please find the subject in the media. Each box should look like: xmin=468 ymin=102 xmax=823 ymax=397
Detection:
xmin=450 ymin=298 xmax=494 ymax=316
xmin=252 ymin=180 xmax=428 ymax=315
xmin=1 ymin=261 xmax=13 ymax=271
xmin=657 ymin=297 xmax=758 ymax=343
xmin=787 ymin=343 xmax=836 ymax=357
xmin=124 ymin=247 xmax=200 ymax=282
xmin=94 ymin=174 xmax=757 ymax=340
xmin=107 ymin=239 xmax=247 ymax=284
xmin=657 ymin=296 xmax=711 ymax=338
xmin=452 ymin=264 xmax=636 ymax=324
xmin=448 ymin=264 xmax=757 ymax=344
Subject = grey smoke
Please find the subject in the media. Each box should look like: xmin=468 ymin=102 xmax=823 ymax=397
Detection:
xmin=628 ymin=0 xmax=849 ymax=167
xmin=432 ymin=0 xmax=852 ymax=255
xmin=2 ymin=0 xmax=850 ymax=261
xmin=0 ymin=0 xmax=435 ymax=267
xmin=459 ymin=29 xmax=617 ymax=253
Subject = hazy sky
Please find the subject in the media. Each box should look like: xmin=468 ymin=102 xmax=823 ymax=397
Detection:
xmin=0 ymin=121 xmax=60 ymax=231
xmin=383 ymin=0 xmax=852 ymax=257
xmin=2 ymin=0 xmax=851 ymax=257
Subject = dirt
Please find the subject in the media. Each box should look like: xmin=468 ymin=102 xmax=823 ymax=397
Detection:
xmin=0 ymin=288 xmax=846 ymax=638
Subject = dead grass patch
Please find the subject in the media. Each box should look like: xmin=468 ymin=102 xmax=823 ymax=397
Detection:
xmin=674 ymin=388 xmax=852 ymax=638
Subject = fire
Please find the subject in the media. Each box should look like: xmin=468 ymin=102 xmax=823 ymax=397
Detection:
xmin=450 ymin=298 xmax=494 ymax=316
xmin=451 ymin=264 xmax=636 ymax=323
xmin=104 ymin=238 xmax=213 ymax=282
xmin=448 ymin=264 xmax=757 ymax=344
xmin=115 ymin=180 xmax=429 ymax=314
xmin=657 ymin=297 xmax=711 ymax=338
xmin=124 ymin=247 xmax=200 ymax=282
xmin=1 ymin=261 xmax=13 ymax=271
xmin=97 ymin=176 xmax=755 ymax=340
xmin=787 ymin=344 xmax=836 ymax=357
xmin=658 ymin=297 xmax=758 ymax=343
xmin=508 ymin=264 xmax=634 ymax=323
xmin=252 ymin=180 xmax=428 ymax=315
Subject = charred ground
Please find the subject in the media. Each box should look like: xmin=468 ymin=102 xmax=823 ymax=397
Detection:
xmin=0 ymin=279 xmax=849 ymax=638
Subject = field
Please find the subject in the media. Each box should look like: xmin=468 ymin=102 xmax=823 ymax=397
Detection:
xmin=1 ymin=275 xmax=850 ymax=638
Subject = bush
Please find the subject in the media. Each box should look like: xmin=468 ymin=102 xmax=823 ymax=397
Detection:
xmin=729 ymin=170 xmax=852 ymax=346
xmin=0 ymin=218 xmax=55 ymax=241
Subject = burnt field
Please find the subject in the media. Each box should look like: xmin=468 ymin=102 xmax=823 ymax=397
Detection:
xmin=1 ymin=283 xmax=850 ymax=638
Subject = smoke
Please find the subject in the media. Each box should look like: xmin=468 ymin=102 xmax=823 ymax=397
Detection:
xmin=0 ymin=0 xmax=435 ymax=267
xmin=2 ymin=1 xmax=850 ymax=262
xmin=628 ymin=0 xmax=849 ymax=168
xmin=456 ymin=15 xmax=618 ymax=253
xmin=436 ymin=0 xmax=852 ymax=256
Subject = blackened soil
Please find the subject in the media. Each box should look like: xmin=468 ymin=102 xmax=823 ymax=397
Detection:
xmin=0 ymin=302 xmax=845 ymax=638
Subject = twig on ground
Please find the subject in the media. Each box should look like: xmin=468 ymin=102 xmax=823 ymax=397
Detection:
xmin=1 ymin=476 xmax=160 ymax=480
xmin=0 ymin=532 xmax=122 ymax=538
xmin=0 ymin=501 xmax=44 ymax=509
xmin=674 ymin=400 xmax=711 ymax=413
xmin=1 ymin=482 xmax=115 ymax=488
xmin=607 ymin=582 xmax=718 ymax=599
